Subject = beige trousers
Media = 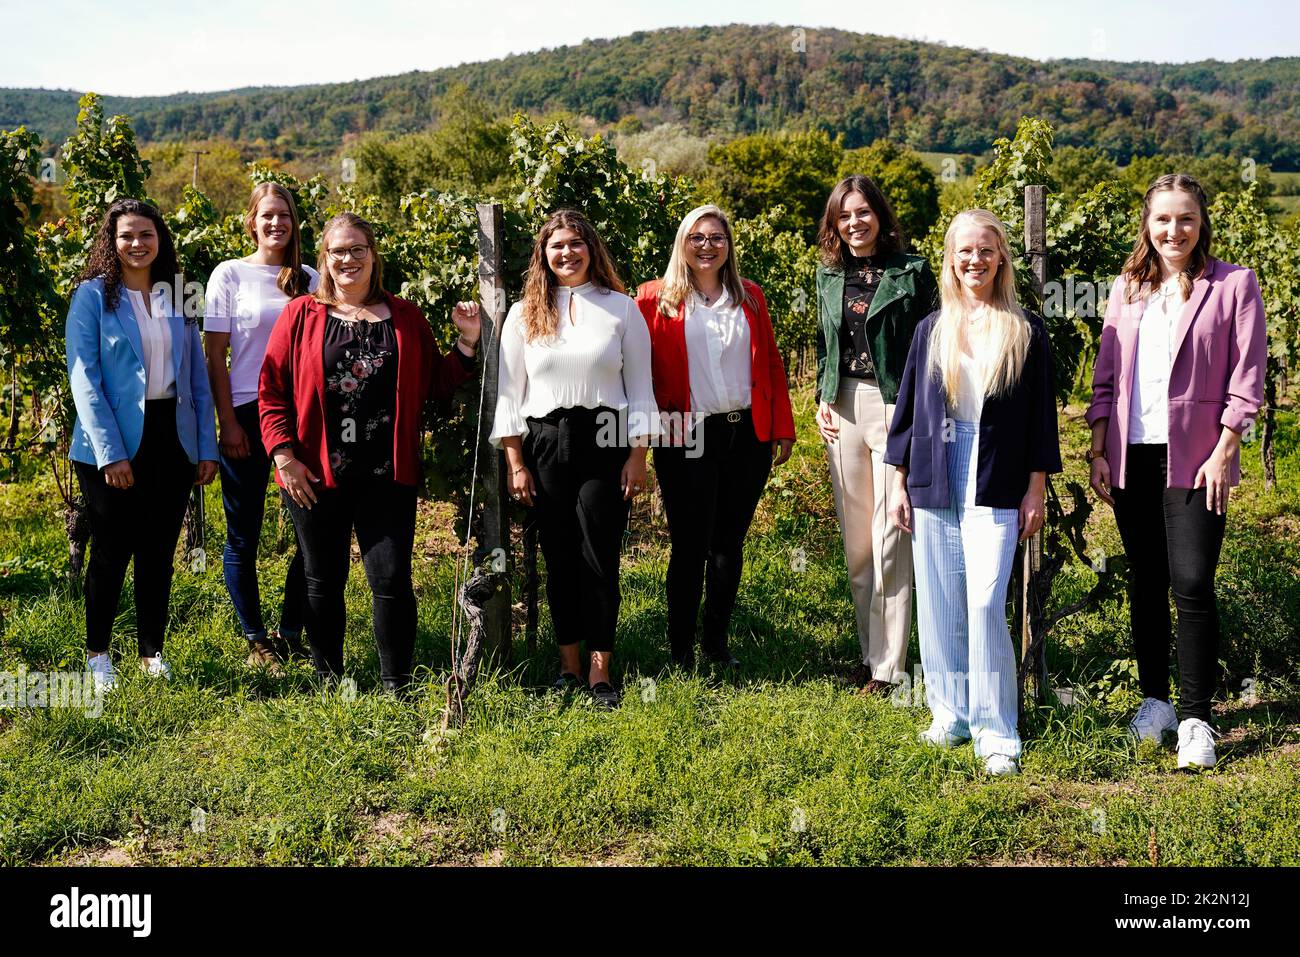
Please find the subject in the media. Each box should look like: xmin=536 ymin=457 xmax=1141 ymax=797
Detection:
xmin=825 ymin=379 xmax=914 ymax=684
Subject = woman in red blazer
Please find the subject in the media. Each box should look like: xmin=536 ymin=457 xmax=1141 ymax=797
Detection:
xmin=636 ymin=204 xmax=795 ymax=669
xmin=259 ymin=212 xmax=481 ymax=693
xmin=1086 ymin=174 xmax=1266 ymax=770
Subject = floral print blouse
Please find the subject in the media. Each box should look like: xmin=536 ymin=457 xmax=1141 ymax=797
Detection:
xmin=323 ymin=313 xmax=398 ymax=480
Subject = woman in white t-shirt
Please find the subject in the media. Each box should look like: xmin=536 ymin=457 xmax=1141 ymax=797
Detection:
xmin=491 ymin=208 xmax=659 ymax=709
xmin=203 ymin=183 xmax=319 ymax=671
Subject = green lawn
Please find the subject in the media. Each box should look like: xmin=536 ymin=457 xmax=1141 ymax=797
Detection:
xmin=1 ymin=388 xmax=1297 ymax=865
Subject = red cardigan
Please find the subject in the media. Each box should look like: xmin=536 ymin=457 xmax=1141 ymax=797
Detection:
xmin=259 ymin=292 xmax=473 ymax=489
xmin=634 ymin=278 xmax=796 ymax=444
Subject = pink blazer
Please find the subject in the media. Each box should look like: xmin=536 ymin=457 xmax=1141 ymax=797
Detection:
xmin=1086 ymin=259 xmax=1266 ymax=490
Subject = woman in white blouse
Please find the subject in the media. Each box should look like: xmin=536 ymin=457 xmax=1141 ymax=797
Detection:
xmin=491 ymin=209 xmax=659 ymax=709
xmin=204 ymin=182 xmax=319 ymax=671
xmin=66 ymin=199 xmax=219 ymax=690
xmin=635 ymin=205 xmax=796 ymax=669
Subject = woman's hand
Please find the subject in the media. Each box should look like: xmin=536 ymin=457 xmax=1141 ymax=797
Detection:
xmin=276 ymin=455 xmax=319 ymax=508
xmin=103 ymin=459 xmax=134 ymax=490
xmin=817 ymin=400 xmax=839 ymax=443
xmin=1019 ymin=473 xmax=1047 ymax=542
xmin=508 ymin=462 xmax=536 ymax=507
xmin=452 ymin=301 xmax=482 ymax=353
xmin=771 ymin=438 xmax=794 ymax=466
xmin=1089 ymin=455 xmax=1114 ymax=506
xmin=889 ymin=470 xmax=912 ymax=534
xmin=621 ymin=449 xmax=648 ymax=501
xmin=1194 ymin=448 xmax=1231 ymax=515
xmin=218 ymin=417 xmax=250 ymax=460
xmin=195 ymin=460 xmax=218 ymax=486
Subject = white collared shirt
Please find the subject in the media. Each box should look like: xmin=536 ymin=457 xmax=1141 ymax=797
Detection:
xmin=490 ymin=282 xmax=660 ymax=446
xmin=684 ymin=287 xmax=752 ymax=418
xmin=126 ymin=287 xmax=176 ymax=400
xmin=1128 ymin=279 xmax=1183 ymax=445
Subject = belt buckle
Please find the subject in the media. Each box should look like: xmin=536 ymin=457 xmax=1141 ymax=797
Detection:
xmin=726 ymin=411 xmax=741 ymax=424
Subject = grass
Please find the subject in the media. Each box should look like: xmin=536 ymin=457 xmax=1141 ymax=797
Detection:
xmin=0 ymin=387 xmax=1297 ymax=866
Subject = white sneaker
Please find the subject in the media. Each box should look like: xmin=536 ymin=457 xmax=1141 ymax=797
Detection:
xmin=919 ymin=722 xmax=967 ymax=749
xmin=87 ymin=652 xmax=117 ymax=692
xmin=1177 ymin=718 xmax=1219 ymax=770
xmin=139 ymin=654 xmax=173 ymax=680
xmin=1129 ymin=697 xmax=1178 ymax=744
xmin=984 ymin=754 xmax=1020 ymax=776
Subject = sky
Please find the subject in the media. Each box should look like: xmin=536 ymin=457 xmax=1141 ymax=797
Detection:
xmin=5 ymin=0 xmax=1299 ymax=97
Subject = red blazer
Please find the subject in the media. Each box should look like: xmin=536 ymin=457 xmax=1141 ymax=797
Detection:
xmin=259 ymin=291 xmax=473 ymax=489
xmin=634 ymin=278 xmax=796 ymax=444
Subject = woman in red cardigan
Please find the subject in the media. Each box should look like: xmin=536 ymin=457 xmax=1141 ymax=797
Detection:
xmin=636 ymin=204 xmax=795 ymax=669
xmin=259 ymin=212 xmax=481 ymax=692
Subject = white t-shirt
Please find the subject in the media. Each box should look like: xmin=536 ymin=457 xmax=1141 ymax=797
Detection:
xmin=490 ymin=282 xmax=660 ymax=447
xmin=684 ymin=288 xmax=752 ymax=418
xmin=203 ymin=259 xmax=320 ymax=406
xmin=1128 ymin=280 xmax=1183 ymax=446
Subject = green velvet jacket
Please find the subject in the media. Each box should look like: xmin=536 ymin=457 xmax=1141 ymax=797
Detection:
xmin=814 ymin=251 xmax=939 ymax=405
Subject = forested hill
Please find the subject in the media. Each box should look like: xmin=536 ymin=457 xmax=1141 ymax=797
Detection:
xmin=5 ymin=24 xmax=1299 ymax=167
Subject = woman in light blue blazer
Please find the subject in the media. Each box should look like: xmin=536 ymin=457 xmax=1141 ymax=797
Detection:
xmin=66 ymin=199 xmax=219 ymax=690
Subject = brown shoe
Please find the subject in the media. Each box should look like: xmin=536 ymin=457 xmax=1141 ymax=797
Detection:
xmin=856 ymin=679 xmax=896 ymax=698
xmin=246 ymin=638 xmax=284 ymax=675
xmin=843 ymin=662 xmax=873 ymax=688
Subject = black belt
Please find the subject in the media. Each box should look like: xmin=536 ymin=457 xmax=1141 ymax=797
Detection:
xmin=702 ymin=408 xmax=751 ymax=427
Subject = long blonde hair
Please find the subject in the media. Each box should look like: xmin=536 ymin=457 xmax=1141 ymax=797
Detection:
xmin=656 ymin=204 xmax=752 ymax=317
xmin=928 ymin=209 xmax=1030 ymax=404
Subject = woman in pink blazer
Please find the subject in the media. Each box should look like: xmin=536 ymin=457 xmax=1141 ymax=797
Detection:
xmin=1086 ymin=173 xmax=1266 ymax=771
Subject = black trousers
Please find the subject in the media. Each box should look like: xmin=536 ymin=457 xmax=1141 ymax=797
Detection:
xmin=523 ymin=408 xmax=630 ymax=654
xmin=1111 ymin=443 xmax=1227 ymax=723
xmin=283 ymin=477 xmax=417 ymax=687
xmin=654 ymin=410 xmax=772 ymax=662
xmin=75 ymin=398 xmax=196 ymax=658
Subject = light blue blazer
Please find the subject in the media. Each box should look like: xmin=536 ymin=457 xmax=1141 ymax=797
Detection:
xmin=66 ymin=277 xmax=218 ymax=468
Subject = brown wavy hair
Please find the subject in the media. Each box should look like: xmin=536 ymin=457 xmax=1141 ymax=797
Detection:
xmin=78 ymin=199 xmax=180 ymax=310
xmin=314 ymin=212 xmax=385 ymax=305
xmin=817 ymin=174 xmax=905 ymax=270
xmin=1121 ymin=173 xmax=1213 ymax=303
xmin=245 ymin=182 xmax=311 ymax=298
xmin=520 ymin=209 xmax=624 ymax=342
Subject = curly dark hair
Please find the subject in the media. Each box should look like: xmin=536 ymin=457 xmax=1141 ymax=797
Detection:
xmin=79 ymin=199 xmax=181 ymax=310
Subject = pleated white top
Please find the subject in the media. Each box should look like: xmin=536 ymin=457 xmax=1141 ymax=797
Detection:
xmin=490 ymin=282 xmax=660 ymax=447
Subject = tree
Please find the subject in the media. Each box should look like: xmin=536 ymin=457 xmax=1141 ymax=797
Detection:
xmin=704 ymin=130 xmax=842 ymax=240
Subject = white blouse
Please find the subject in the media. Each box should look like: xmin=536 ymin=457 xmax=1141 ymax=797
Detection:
xmin=1128 ymin=280 xmax=1183 ymax=445
xmin=126 ymin=287 xmax=176 ymax=400
xmin=684 ymin=288 xmax=752 ymax=418
xmin=490 ymin=282 xmax=660 ymax=447
xmin=947 ymin=320 xmax=990 ymax=424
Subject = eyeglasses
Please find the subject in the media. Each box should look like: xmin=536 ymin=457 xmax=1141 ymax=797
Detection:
xmin=686 ymin=233 xmax=728 ymax=250
xmin=955 ymin=247 xmax=998 ymax=263
xmin=327 ymin=244 xmax=370 ymax=262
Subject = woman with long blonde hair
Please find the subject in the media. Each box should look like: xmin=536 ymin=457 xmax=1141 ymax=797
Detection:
xmin=635 ymin=204 xmax=795 ymax=669
xmin=885 ymin=209 xmax=1061 ymax=776
xmin=491 ymin=209 xmax=659 ymax=708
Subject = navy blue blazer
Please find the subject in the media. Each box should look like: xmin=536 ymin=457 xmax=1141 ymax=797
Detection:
xmin=884 ymin=310 xmax=1062 ymax=509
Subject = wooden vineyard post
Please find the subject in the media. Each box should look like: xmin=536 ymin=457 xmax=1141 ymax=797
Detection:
xmin=475 ymin=202 xmax=512 ymax=667
xmin=1019 ymin=185 xmax=1049 ymax=717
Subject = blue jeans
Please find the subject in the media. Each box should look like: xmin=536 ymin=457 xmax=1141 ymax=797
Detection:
xmin=218 ymin=400 xmax=305 ymax=641
xmin=911 ymin=421 xmax=1022 ymax=759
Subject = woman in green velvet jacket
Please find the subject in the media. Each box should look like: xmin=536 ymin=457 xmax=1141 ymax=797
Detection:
xmin=814 ymin=174 xmax=938 ymax=696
